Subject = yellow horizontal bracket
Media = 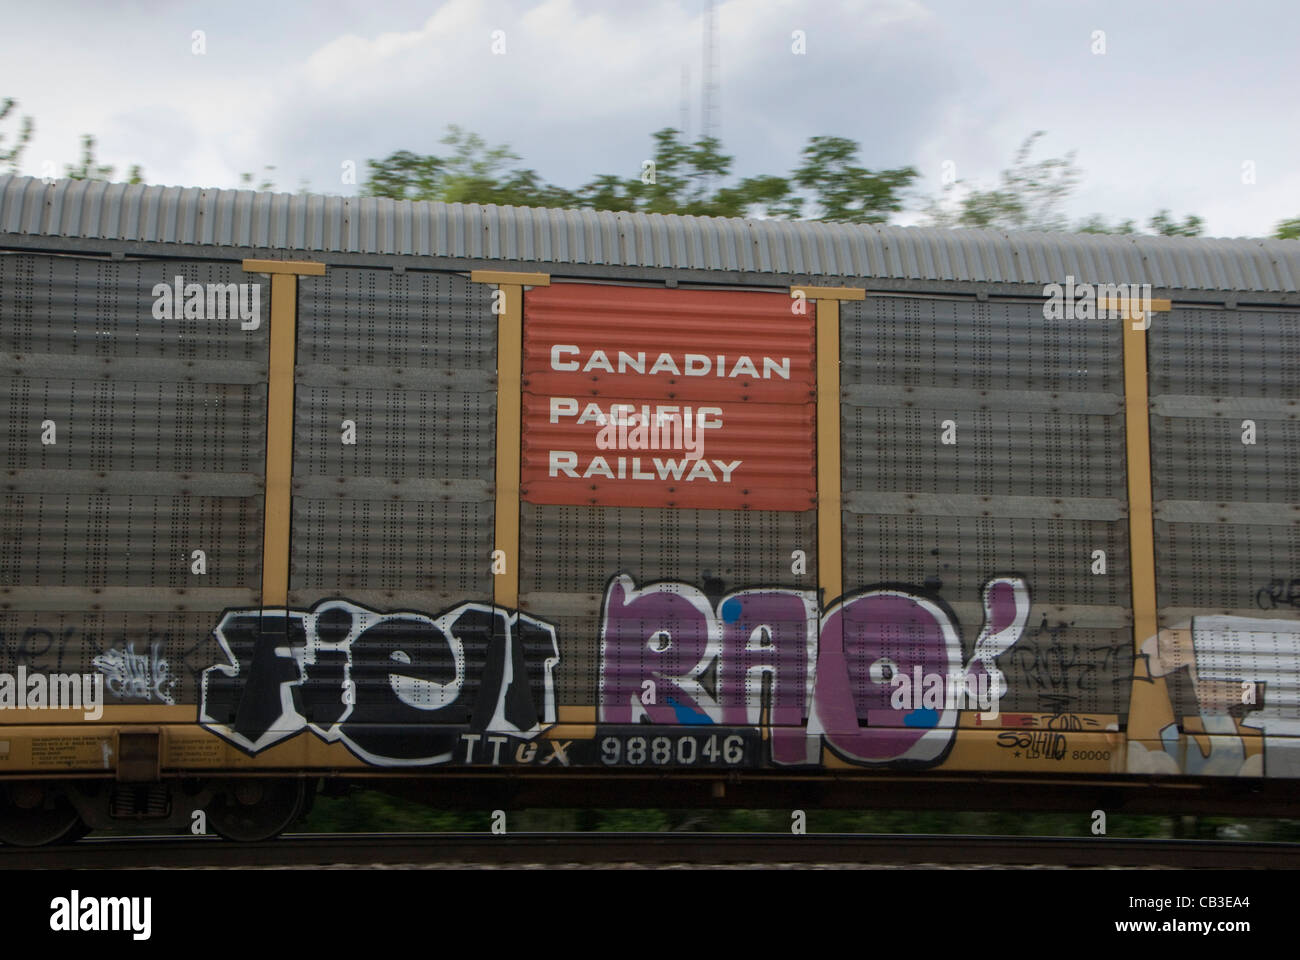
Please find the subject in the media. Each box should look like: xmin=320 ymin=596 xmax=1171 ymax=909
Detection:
xmin=242 ymin=259 xmax=326 ymax=276
xmin=471 ymin=270 xmax=550 ymax=287
xmin=1100 ymin=295 xmax=1172 ymax=328
xmin=791 ymin=285 xmax=865 ymax=301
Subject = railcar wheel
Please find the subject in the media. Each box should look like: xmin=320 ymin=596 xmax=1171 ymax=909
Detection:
xmin=207 ymin=779 xmax=306 ymax=842
xmin=56 ymin=820 xmax=93 ymax=843
xmin=0 ymin=784 xmax=84 ymax=847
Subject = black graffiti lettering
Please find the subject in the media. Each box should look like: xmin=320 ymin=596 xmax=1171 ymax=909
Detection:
xmin=298 ymin=604 xmax=353 ymax=728
xmin=341 ymin=615 xmax=465 ymax=762
xmin=16 ymin=627 xmax=55 ymax=669
xmin=516 ymin=615 xmax=560 ymax=727
xmin=300 ymin=647 xmax=349 ymax=726
xmin=1256 ymin=579 xmax=1283 ymax=610
xmin=55 ymin=627 xmax=77 ymax=673
xmin=996 ymin=728 xmax=1066 ymax=760
xmin=203 ymin=614 xmax=306 ymax=748
xmin=455 ymin=606 xmax=509 ymax=731
xmin=199 ymin=600 xmax=562 ymax=766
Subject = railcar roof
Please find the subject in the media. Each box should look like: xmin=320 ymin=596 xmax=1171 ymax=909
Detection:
xmin=1 ymin=174 xmax=1297 ymax=295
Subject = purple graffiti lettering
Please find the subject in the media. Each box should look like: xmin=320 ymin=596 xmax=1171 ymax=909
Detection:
xmin=716 ymin=590 xmax=819 ymax=765
xmin=598 ymin=574 xmax=1030 ymax=769
xmin=598 ymin=575 xmax=719 ymax=725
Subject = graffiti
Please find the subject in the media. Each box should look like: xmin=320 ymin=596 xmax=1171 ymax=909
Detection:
xmin=93 ymin=642 xmax=177 ymax=705
xmin=1 ymin=626 xmax=215 ymax=703
xmin=199 ymin=600 xmax=559 ymax=766
xmin=1256 ymin=578 xmax=1300 ymax=610
xmin=597 ymin=574 xmax=1031 ymax=767
xmin=996 ymin=730 xmax=1067 ymax=760
xmin=1129 ymin=616 xmax=1300 ymax=778
xmin=1009 ymin=619 xmax=1130 ymax=715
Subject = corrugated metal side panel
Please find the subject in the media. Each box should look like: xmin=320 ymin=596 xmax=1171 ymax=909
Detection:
xmin=518 ymin=504 xmax=818 ymax=705
xmin=840 ymin=297 xmax=1133 ymax=717
xmin=289 ymin=268 xmax=495 ymax=614
xmin=0 ymin=254 xmax=267 ymax=705
xmin=4 ymin=176 xmax=1299 ymax=292
xmin=1148 ymin=307 xmax=1300 ymax=765
xmin=519 ymin=284 xmax=816 ymax=511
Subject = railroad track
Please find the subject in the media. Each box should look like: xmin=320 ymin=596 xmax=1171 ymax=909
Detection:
xmin=4 ymin=833 xmax=1297 ymax=869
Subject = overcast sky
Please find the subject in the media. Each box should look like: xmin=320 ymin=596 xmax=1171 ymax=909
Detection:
xmin=3 ymin=0 xmax=1297 ymax=237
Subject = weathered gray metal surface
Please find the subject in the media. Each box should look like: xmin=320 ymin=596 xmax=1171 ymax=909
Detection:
xmin=519 ymin=504 xmax=817 ymax=703
xmin=0 ymin=253 xmax=266 ymax=703
xmin=289 ymin=268 xmax=495 ymax=608
xmin=1147 ymin=307 xmax=1300 ymax=720
xmin=840 ymin=295 xmax=1133 ymax=716
xmin=3 ymin=175 xmax=1298 ymax=292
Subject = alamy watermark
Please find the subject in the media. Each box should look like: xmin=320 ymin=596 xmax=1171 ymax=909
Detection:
xmin=1042 ymin=276 xmax=1153 ymax=327
xmin=0 ymin=667 xmax=103 ymax=720
xmin=889 ymin=667 xmax=1005 ymax=713
xmin=50 ymin=890 xmax=151 ymax=940
xmin=151 ymin=275 xmax=260 ymax=329
xmin=549 ymin=398 xmax=719 ymax=458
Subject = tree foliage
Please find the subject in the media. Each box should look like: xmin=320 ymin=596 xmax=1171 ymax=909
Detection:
xmin=1275 ymin=217 xmax=1300 ymax=240
xmin=365 ymin=125 xmax=581 ymax=208
xmin=923 ymin=132 xmax=1205 ymax=237
xmin=0 ymin=98 xmax=33 ymax=174
xmin=792 ymin=136 xmax=916 ymax=223
xmin=1147 ymin=209 xmax=1204 ymax=237
xmin=923 ymin=132 xmax=1080 ymax=232
xmin=64 ymin=135 xmax=144 ymax=184
xmin=364 ymin=125 xmax=917 ymax=223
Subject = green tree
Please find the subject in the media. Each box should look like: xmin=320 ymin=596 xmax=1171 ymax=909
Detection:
xmin=65 ymin=135 xmax=144 ymax=184
xmin=575 ymin=128 xmax=796 ymax=218
xmin=0 ymin=97 xmax=33 ymax=174
xmin=1147 ymin=209 xmax=1203 ymax=237
xmin=792 ymin=135 xmax=917 ymax=223
xmin=1274 ymin=217 xmax=1300 ymax=240
xmin=240 ymin=165 xmax=277 ymax=191
xmin=365 ymin=125 xmax=578 ymax=208
xmin=1075 ymin=213 xmax=1137 ymax=235
xmin=364 ymin=126 xmax=914 ymax=223
xmin=925 ymin=132 xmax=1080 ymax=231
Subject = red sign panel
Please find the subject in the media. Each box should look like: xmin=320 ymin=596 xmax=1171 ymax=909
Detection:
xmin=520 ymin=284 xmax=816 ymax=511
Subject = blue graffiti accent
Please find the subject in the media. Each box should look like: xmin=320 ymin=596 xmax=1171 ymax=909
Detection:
xmin=903 ymin=708 xmax=938 ymax=728
xmin=720 ymin=598 xmax=742 ymax=624
xmin=665 ymin=696 xmax=715 ymax=725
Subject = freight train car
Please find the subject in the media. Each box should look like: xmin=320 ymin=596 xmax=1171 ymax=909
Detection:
xmin=0 ymin=174 xmax=1297 ymax=842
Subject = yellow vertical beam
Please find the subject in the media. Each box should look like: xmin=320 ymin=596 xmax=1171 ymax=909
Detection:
xmin=262 ymin=273 xmax=297 ymax=607
xmin=1111 ymin=296 xmax=1170 ymax=654
xmin=816 ymin=298 xmax=843 ymax=604
xmin=494 ymin=283 xmax=523 ymax=609
xmin=794 ymin=285 xmax=863 ymax=606
xmin=1116 ymin=296 xmax=1175 ymax=750
xmin=243 ymin=259 xmax=324 ymax=608
xmin=471 ymin=272 xmax=548 ymax=609
xmin=1123 ymin=313 xmax=1158 ymax=654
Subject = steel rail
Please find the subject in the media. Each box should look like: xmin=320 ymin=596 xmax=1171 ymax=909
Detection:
xmin=3 ymin=833 xmax=1296 ymax=869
